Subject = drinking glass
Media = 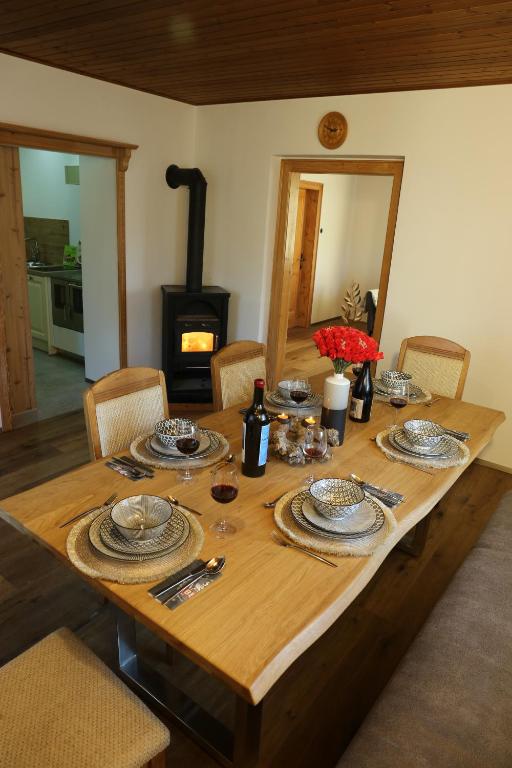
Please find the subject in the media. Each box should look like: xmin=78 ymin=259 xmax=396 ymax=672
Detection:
xmin=289 ymin=378 xmax=310 ymax=422
xmin=302 ymin=425 xmax=328 ymax=461
xmin=389 ymin=382 xmax=409 ymax=429
xmin=175 ymin=424 xmax=200 ymax=482
xmin=210 ymin=463 xmax=238 ymax=537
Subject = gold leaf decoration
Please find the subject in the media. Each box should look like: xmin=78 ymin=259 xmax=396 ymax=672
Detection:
xmin=340 ymin=281 xmax=364 ymax=325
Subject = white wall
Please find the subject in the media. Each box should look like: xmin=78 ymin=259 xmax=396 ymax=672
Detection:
xmin=0 ymin=53 xmax=196 ymax=370
xmin=19 ymin=148 xmax=81 ymax=244
xmin=195 ymin=88 xmax=512 ymax=469
xmin=80 ymin=155 xmax=119 ymax=380
xmin=300 ymin=173 xmax=391 ymax=323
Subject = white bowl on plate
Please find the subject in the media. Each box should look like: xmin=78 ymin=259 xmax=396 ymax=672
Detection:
xmin=110 ymin=495 xmax=173 ymax=541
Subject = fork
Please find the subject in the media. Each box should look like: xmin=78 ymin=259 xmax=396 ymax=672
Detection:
xmin=263 ymin=477 xmax=318 ymax=508
xmin=271 ymin=532 xmax=337 ymax=567
xmin=59 ymin=493 xmax=117 ymax=528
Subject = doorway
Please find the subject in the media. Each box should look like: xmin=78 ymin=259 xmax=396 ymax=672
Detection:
xmin=267 ymin=158 xmax=404 ymax=388
xmin=0 ymin=123 xmax=136 ymax=431
xmin=288 ymin=181 xmax=323 ymax=330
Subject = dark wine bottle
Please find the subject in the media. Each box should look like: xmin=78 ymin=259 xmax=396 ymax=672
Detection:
xmin=349 ymin=361 xmax=373 ymax=423
xmin=242 ymin=379 xmax=271 ymax=478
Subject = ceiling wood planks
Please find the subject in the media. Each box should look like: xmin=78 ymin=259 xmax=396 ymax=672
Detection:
xmin=1 ymin=1 xmax=512 ymax=104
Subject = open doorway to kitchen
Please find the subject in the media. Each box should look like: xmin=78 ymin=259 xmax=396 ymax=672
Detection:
xmin=0 ymin=124 xmax=136 ymax=432
xmin=268 ymin=158 xmax=404 ymax=387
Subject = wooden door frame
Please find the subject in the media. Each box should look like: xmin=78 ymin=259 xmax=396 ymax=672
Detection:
xmin=267 ymin=158 xmax=404 ymax=388
xmin=295 ymin=180 xmax=323 ymax=328
xmin=0 ymin=121 xmax=137 ymax=431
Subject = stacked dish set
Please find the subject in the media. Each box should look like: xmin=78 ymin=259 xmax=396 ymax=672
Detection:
xmin=88 ymin=495 xmax=191 ymax=562
xmin=266 ymin=379 xmax=323 ymax=410
xmin=289 ymin=479 xmax=386 ymax=541
xmin=388 ymin=419 xmax=466 ymax=460
xmin=374 ymin=369 xmax=430 ymax=402
xmin=145 ymin=418 xmax=221 ymax=463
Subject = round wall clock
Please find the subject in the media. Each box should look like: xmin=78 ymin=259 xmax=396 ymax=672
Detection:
xmin=317 ymin=112 xmax=348 ymax=149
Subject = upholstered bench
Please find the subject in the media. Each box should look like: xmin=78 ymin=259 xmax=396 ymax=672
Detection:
xmin=337 ymin=490 xmax=512 ymax=768
xmin=0 ymin=627 xmax=170 ymax=768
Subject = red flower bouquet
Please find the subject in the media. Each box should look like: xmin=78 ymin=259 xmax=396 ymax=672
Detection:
xmin=312 ymin=326 xmax=383 ymax=373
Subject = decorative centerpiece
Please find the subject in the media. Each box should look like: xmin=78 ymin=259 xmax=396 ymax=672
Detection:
xmin=312 ymin=325 xmax=383 ymax=443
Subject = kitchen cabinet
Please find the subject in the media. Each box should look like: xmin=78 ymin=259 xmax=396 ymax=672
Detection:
xmin=27 ymin=273 xmax=55 ymax=353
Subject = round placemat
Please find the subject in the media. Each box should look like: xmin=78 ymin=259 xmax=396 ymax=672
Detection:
xmin=66 ymin=505 xmax=204 ymax=584
xmin=376 ymin=428 xmax=469 ymax=469
xmin=274 ymin=489 xmax=396 ymax=557
xmin=130 ymin=430 xmax=229 ymax=470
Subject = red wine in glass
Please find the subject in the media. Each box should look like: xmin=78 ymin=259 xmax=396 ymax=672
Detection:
xmin=176 ymin=426 xmax=199 ymax=481
xmin=389 ymin=397 xmax=408 ymax=410
xmin=211 ymin=484 xmax=238 ymax=503
xmin=210 ymin=463 xmax=238 ymax=537
xmin=290 ymin=389 xmax=309 ymax=404
xmin=176 ymin=436 xmax=200 ymax=455
xmin=303 ymin=446 xmax=325 ymax=459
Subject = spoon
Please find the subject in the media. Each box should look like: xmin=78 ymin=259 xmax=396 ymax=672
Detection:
xmin=166 ymin=495 xmax=203 ymax=516
xmin=163 ymin=556 xmax=226 ymax=604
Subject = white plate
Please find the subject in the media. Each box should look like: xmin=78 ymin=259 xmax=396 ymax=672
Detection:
xmin=149 ymin=431 xmax=211 ymax=457
xmin=302 ymin=497 xmax=377 ymax=534
xmin=390 ymin=429 xmax=459 ymax=459
xmin=374 ymin=379 xmax=425 ymax=400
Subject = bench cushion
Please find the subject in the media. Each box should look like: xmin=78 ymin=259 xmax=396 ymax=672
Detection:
xmin=0 ymin=627 xmax=170 ymax=768
xmin=337 ymin=490 xmax=512 ymax=768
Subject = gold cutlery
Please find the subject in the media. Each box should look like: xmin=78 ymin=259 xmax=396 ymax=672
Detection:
xmin=166 ymin=495 xmax=203 ymax=516
xmin=271 ymin=532 xmax=337 ymax=568
xmin=423 ymin=397 xmax=441 ymax=407
xmin=385 ymin=454 xmax=434 ymax=475
xmin=59 ymin=493 xmax=117 ymax=528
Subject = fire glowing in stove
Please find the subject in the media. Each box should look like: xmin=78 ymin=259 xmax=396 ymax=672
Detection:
xmin=181 ymin=331 xmax=215 ymax=353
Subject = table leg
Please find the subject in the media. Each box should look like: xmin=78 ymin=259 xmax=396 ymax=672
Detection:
xmin=115 ymin=610 xmax=263 ymax=767
xmin=398 ymin=511 xmax=432 ymax=557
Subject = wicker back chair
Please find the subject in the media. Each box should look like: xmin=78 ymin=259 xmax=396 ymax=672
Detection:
xmin=211 ymin=341 xmax=266 ymax=411
xmin=397 ymin=336 xmax=470 ymax=400
xmin=83 ymin=367 xmax=169 ymax=460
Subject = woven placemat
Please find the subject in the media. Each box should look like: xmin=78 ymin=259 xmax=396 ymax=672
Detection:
xmin=274 ymin=489 xmax=397 ymax=557
xmin=376 ymin=428 xmax=469 ymax=470
xmin=374 ymin=387 xmax=432 ymax=404
xmin=66 ymin=505 xmax=204 ymax=584
xmin=130 ymin=431 xmax=229 ymax=471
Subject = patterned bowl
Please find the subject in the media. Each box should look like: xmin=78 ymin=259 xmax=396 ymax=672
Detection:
xmin=155 ymin=417 xmax=196 ymax=448
xmin=308 ymin=478 xmax=365 ymax=520
xmin=111 ymin=495 xmax=173 ymax=541
xmin=403 ymin=419 xmax=444 ymax=447
xmin=381 ymin=370 xmax=413 ymax=393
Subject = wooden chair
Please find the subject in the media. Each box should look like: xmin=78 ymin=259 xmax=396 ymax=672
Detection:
xmin=0 ymin=627 xmax=169 ymax=768
xmin=211 ymin=341 xmax=266 ymax=411
xmin=397 ymin=336 xmax=470 ymax=399
xmin=84 ymin=367 xmax=169 ymax=460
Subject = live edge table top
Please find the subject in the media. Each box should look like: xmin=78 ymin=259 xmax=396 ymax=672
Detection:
xmin=0 ymin=374 xmax=504 ymax=705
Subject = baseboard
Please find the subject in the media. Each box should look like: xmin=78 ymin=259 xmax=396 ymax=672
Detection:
xmin=475 ymin=458 xmax=512 ymax=475
xmin=12 ymin=408 xmax=39 ymax=429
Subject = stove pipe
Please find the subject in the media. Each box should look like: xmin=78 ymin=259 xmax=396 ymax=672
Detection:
xmin=165 ymin=164 xmax=207 ymax=293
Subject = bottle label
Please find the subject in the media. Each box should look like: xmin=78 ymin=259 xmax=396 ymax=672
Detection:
xmin=242 ymin=422 xmax=246 ymax=463
xmin=350 ymin=397 xmax=364 ymax=420
xmin=258 ymin=424 xmax=270 ymax=466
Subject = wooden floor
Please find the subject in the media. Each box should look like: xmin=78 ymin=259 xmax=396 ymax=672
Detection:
xmin=0 ymin=340 xmax=511 ymax=766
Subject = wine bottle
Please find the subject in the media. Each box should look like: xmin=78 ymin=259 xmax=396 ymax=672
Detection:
xmin=349 ymin=361 xmax=373 ymax=423
xmin=242 ymin=379 xmax=271 ymax=477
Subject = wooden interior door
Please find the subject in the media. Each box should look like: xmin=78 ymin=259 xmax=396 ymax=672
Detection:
xmin=288 ymin=181 xmax=323 ymax=329
xmin=288 ymin=187 xmax=306 ymax=328
xmin=0 ymin=145 xmax=36 ymax=430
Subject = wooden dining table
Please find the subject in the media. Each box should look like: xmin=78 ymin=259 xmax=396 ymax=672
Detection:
xmin=0 ymin=371 xmax=505 ymax=768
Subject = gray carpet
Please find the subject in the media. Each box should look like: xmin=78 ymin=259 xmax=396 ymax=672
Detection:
xmin=337 ymin=491 xmax=512 ymax=768
xmin=33 ymin=349 xmax=88 ymax=421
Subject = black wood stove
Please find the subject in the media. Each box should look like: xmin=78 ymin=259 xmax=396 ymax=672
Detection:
xmin=162 ymin=165 xmax=230 ymax=403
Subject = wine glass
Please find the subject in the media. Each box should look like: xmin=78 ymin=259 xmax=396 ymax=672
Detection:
xmin=302 ymin=425 xmax=328 ymax=461
xmin=175 ymin=424 xmax=200 ymax=482
xmin=389 ymin=382 xmax=409 ymax=430
xmin=289 ymin=378 xmax=310 ymax=423
xmin=210 ymin=463 xmax=238 ymax=538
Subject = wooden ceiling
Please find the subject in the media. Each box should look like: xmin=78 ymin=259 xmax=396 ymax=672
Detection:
xmin=2 ymin=1 xmax=512 ymax=105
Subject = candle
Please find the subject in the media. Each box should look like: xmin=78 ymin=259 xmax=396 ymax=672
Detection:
xmin=276 ymin=412 xmax=290 ymax=425
xmin=302 ymin=416 xmax=317 ymax=427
